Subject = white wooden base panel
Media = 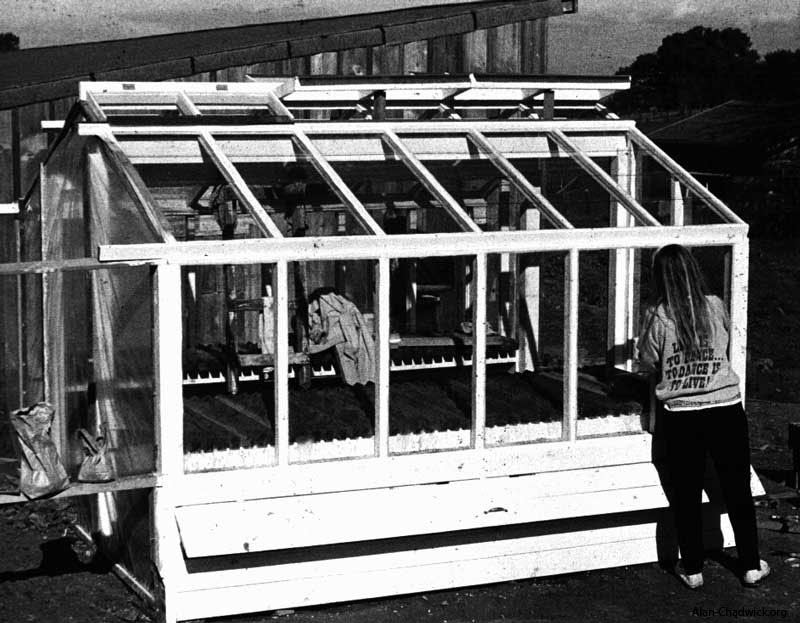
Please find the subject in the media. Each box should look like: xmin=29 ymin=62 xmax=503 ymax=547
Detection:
xmin=171 ymin=512 xmax=736 ymax=622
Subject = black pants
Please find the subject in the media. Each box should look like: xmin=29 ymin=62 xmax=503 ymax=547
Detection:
xmin=662 ymin=402 xmax=760 ymax=574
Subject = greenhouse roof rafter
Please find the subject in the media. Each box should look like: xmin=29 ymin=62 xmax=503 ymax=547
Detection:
xmin=197 ymin=131 xmax=284 ymax=238
xmin=41 ymin=77 xmax=746 ymax=261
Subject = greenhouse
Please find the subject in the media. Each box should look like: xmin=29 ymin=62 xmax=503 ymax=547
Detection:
xmin=0 ymin=75 xmax=761 ymax=622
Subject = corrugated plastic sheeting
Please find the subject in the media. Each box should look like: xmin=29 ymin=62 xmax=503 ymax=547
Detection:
xmin=41 ymin=132 xmax=91 ymax=471
xmin=87 ymin=140 xmax=157 ymax=478
xmin=86 ymin=140 xmax=156 ymax=586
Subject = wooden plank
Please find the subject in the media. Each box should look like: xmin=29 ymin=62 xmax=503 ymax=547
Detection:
xmin=466 ymin=129 xmax=572 ymax=228
xmin=98 ymin=224 xmax=749 ymax=266
xmin=607 ymin=149 xmax=636 ymax=371
xmin=384 ymin=13 xmax=474 ymax=45
xmin=517 ymin=205 xmax=540 ymax=372
xmin=192 ymin=43 xmax=289 ymax=73
xmin=670 ymin=177 xmax=685 ymax=226
xmin=475 ymin=0 xmax=562 ymax=29
xmin=521 ymin=18 xmax=548 ymax=74
xmin=291 ymin=130 xmax=385 ymax=235
xmin=471 ymin=253 xmax=487 ymax=449
xmin=97 ymin=136 xmax=177 ymax=243
xmin=175 ymin=462 xmax=670 ymax=556
xmin=80 ymin=119 xmax=638 ymax=137
xmin=0 ymin=257 xmax=152 ymax=276
xmin=546 ymin=129 xmax=660 ymax=226
xmin=177 ymin=507 xmax=736 ymax=591
xmin=291 ymin=29 xmax=383 ymax=58
xmin=174 ymin=514 xmax=735 ymax=622
xmin=729 ymin=242 xmax=749 ymax=401
xmin=381 ymin=129 xmax=480 ymax=232
xmin=175 ymin=434 xmax=656 ymax=505
xmin=175 ymin=92 xmax=201 ymax=116
xmin=563 ymin=248 xmax=579 ymax=441
xmin=93 ymin=58 xmax=195 ymax=82
xmin=80 ymin=89 xmax=108 ymax=122
xmin=273 ymin=260 xmax=290 ymax=465
xmin=264 ymin=91 xmax=294 ymax=121
xmin=374 ymin=256 xmax=391 ymax=457
xmin=0 ymin=473 xmax=158 ymax=505
xmin=628 ymin=127 xmax=744 ymax=224
xmin=196 ymin=131 xmax=283 ymax=238
xmin=154 ymin=264 xmax=184 ymax=476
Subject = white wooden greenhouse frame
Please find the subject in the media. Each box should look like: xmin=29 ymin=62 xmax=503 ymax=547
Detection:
xmin=2 ymin=76 xmax=762 ymax=622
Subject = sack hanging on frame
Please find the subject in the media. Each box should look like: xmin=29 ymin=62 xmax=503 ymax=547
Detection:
xmin=77 ymin=427 xmax=115 ymax=483
xmin=9 ymin=403 xmax=70 ymax=499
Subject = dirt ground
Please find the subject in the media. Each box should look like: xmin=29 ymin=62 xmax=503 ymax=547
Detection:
xmin=1 ymin=237 xmax=799 ymax=623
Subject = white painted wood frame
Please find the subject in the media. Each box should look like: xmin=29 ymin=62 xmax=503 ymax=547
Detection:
xmin=272 ymin=261 xmax=290 ymax=465
xmin=98 ymin=225 xmax=749 ymax=265
xmin=607 ymin=145 xmax=636 ymax=371
xmin=471 ymin=253 xmax=488 ymax=449
xmin=381 ymin=129 xmax=481 ymax=233
xmin=291 ymin=130 xmax=385 ymax=236
xmin=546 ymin=129 xmax=659 ymax=227
xmin=374 ymin=256 xmax=391 ymax=457
xmin=196 ymin=131 xmax=283 ymax=238
xmin=563 ymin=248 xmax=579 ymax=441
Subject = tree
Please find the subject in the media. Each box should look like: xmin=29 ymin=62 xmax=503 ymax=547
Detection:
xmin=611 ymin=26 xmax=760 ymax=112
xmin=0 ymin=32 xmax=19 ymax=53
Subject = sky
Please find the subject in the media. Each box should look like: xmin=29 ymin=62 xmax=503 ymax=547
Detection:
xmin=3 ymin=0 xmax=799 ymax=75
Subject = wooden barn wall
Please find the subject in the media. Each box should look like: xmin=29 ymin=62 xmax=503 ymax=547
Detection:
xmin=0 ymin=19 xmax=547 ymax=411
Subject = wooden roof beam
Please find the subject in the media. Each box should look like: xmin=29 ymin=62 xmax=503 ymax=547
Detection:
xmin=197 ymin=131 xmax=283 ymax=238
xmin=291 ymin=130 xmax=385 ymax=236
xmin=466 ymin=129 xmax=572 ymax=229
xmin=627 ymin=128 xmax=744 ymax=225
xmin=176 ymin=91 xmax=202 ymax=116
xmin=381 ymin=130 xmax=481 ymax=233
xmin=545 ymin=129 xmax=660 ymax=227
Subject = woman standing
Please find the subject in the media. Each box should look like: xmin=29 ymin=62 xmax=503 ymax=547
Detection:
xmin=637 ymin=244 xmax=770 ymax=589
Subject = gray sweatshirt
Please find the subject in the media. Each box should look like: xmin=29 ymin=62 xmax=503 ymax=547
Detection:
xmin=637 ymin=295 xmax=741 ymax=411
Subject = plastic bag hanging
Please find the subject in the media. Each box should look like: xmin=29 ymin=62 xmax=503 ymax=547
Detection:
xmin=9 ymin=403 xmax=70 ymax=499
xmin=77 ymin=427 xmax=115 ymax=483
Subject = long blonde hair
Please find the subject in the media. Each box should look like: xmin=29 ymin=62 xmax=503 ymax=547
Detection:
xmin=652 ymin=244 xmax=712 ymax=354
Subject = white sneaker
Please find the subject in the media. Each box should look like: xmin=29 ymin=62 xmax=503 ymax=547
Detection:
xmin=742 ymin=560 xmax=771 ymax=586
xmin=676 ymin=567 xmax=704 ymax=589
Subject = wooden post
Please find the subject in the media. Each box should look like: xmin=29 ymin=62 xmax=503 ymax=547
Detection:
xmin=729 ymin=240 xmax=748 ymax=401
xmin=273 ymin=260 xmax=290 ymax=466
xmin=563 ymin=249 xmax=579 ymax=441
xmin=374 ymin=256 xmax=391 ymax=457
xmin=517 ymin=204 xmax=541 ymax=373
xmin=152 ymin=263 xmax=184 ymax=623
xmin=608 ymin=149 xmax=636 ymax=371
xmin=405 ymin=209 xmax=418 ymax=334
xmin=471 ymin=253 xmax=487 ymax=449
xmin=670 ymin=177 xmax=684 ymax=227
xmin=153 ymin=263 xmax=184 ymax=475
